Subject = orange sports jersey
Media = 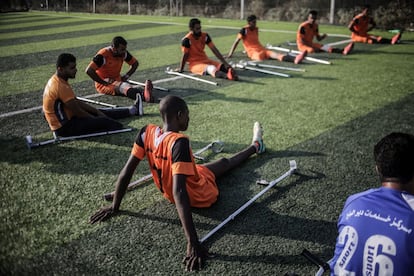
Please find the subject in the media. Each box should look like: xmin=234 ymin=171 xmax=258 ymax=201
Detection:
xmin=237 ymin=26 xmax=267 ymax=57
xmin=87 ymin=46 xmax=137 ymax=81
xmin=131 ymin=124 xmax=219 ymax=208
xmin=297 ymin=21 xmax=319 ymax=45
xmin=42 ymin=74 xmax=75 ymax=131
xmin=350 ymin=13 xmax=374 ymax=36
xmin=181 ymin=32 xmax=215 ymax=67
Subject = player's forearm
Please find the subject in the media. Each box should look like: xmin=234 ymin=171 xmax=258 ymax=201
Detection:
xmin=124 ymin=61 xmax=139 ymax=78
xmin=85 ymin=67 xmax=109 ymax=85
xmin=173 ymin=178 xmax=199 ymax=243
xmin=113 ymin=156 xmax=140 ymax=211
xmin=211 ymin=46 xmax=227 ymax=65
xmin=179 ymin=53 xmax=189 ymax=72
xmin=228 ymin=39 xmax=240 ymax=57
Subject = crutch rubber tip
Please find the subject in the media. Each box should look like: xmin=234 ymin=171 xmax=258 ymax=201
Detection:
xmin=103 ymin=193 xmax=113 ymax=201
xmin=256 ymin=179 xmax=269 ymax=185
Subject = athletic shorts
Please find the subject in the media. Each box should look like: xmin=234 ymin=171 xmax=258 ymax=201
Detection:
xmin=351 ymin=33 xmax=377 ymax=44
xmin=298 ymin=42 xmax=323 ymax=53
xmin=248 ymin=49 xmax=273 ymax=61
xmin=189 ymin=59 xmax=221 ymax=76
xmin=188 ymin=165 xmax=219 ymax=208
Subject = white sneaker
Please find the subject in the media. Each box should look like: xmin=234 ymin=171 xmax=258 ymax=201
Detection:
xmin=252 ymin=122 xmax=265 ymax=154
xmin=134 ymin=94 xmax=143 ymax=116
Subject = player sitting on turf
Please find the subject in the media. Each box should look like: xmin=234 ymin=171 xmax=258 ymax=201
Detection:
xmin=329 ymin=132 xmax=414 ymax=275
xmin=177 ymin=18 xmax=238 ymax=81
xmin=89 ymin=95 xmax=265 ymax=271
xmin=43 ymin=53 xmax=142 ymax=137
xmin=227 ymin=14 xmax=307 ymax=64
xmin=348 ymin=5 xmax=402 ymax=45
xmin=85 ymin=36 xmax=154 ymax=103
xmin=297 ymin=10 xmax=354 ymax=55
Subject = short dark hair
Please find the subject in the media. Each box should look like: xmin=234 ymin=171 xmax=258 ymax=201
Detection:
xmin=189 ymin=18 xmax=201 ymax=28
xmin=112 ymin=36 xmax=127 ymax=48
xmin=56 ymin=53 xmax=76 ymax=68
xmin=159 ymin=95 xmax=188 ymax=121
xmin=247 ymin=15 xmax=257 ymax=22
xmin=374 ymin=132 xmax=414 ymax=184
xmin=309 ymin=10 xmax=318 ymax=18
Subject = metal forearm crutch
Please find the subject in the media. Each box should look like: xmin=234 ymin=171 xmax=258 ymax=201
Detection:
xmin=200 ymin=160 xmax=297 ymax=243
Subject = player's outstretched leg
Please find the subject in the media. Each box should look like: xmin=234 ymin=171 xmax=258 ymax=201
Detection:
xmin=204 ymin=122 xmax=265 ymax=178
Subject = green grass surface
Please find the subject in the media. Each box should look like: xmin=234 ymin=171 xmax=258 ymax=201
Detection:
xmin=1 ymin=11 xmax=413 ymax=275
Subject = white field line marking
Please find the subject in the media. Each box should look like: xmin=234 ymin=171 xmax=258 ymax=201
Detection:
xmin=2 ymin=13 xmax=350 ymax=118
xmin=33 ymin=11 xmax=351 ymax=38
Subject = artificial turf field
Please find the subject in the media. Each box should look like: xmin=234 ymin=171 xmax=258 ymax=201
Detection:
xmin=0 ymin=11 xmax=413 ymax=275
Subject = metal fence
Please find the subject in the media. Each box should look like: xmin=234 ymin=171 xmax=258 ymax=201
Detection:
xmin=3 ymin=0 xmax=413 ymax=28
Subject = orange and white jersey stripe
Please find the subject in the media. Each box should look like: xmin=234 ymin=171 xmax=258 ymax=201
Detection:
xmin=131 ymin=124 xmax=218 ymax=208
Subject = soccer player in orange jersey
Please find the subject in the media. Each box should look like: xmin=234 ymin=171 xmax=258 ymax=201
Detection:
xmin=297 ymin=10 xmax=354 ymax=55
xmin=90 ymin=95 xmax=265 ymax=271
xmin=43 ymin=53 xmax=142 ymax=137
xmin=86 ymin=36 xmax=154 ymax=103
xmin=228 ymin=14 xmax=307 ymax=64
xmin=348 ymin=5 xmax=402 ymax=45
xmin=177 ymin=18 xmax=238 ymax=80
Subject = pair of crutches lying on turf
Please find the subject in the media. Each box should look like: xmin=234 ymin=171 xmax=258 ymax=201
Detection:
xmin=266 ymin=44 xmax=332 ymax=65
xmin=165 ymin=62 xmax=299 ymax=82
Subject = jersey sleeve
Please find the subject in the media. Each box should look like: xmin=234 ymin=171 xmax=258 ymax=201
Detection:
xmin=124 ymin=51 xmax=137 ymax=65
xmin=181 ymin=37 xmax=190 ymax=53
xmin=171 ymin=137 xmax=195 ymax=176
xmin=91 ymin=54 xmax=104 ymax=68
xmin=237 ymin=28 xmax=246 ymax=39
xmin=131 ymin=125 xmax=148 ymax=160
xmin=205 ymin=33 xmax=214 ymax=47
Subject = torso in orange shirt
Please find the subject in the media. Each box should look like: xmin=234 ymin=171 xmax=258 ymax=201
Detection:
xmin=350 ymin=13 xmax=373 ymax=37
xmin=238 ymin=25 xmax=267 ymax=58
xmin=131 ymin=124 xmax=218 ymax=208
xmin=42 ymin=74 xmax=75 ymax=131
xmin=181 ymin=32 xmax=215 ymax=66
xmin=88 ymin=46 xmax=137 ymax=81
xmin=297 ymin=21 xmax=319 ymax=46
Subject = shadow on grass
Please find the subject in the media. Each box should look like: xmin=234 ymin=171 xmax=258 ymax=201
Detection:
xmin=2 ymin=93 xmax=413 ymax=275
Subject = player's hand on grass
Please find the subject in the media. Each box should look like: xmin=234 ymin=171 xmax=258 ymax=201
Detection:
xmin=89 ymin=206 xmax=116 ymax=224
xmin=182 ymin=241 xmax=213 ymax=271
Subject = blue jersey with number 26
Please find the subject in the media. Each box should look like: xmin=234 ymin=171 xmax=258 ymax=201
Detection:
xmin=330 ymin=187 xmax=414 ymax=276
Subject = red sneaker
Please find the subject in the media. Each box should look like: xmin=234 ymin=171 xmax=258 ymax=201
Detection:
xmin=227 ymin=68 xmax=238 ymax=81
xmin=342 ymin=42 xmax=354 ymax=55
xmin=391 ymin=33 xmax=401 ymax=45
xmin=294 ymin=50 xmax=307 ymax=64
xmin=143 ymin=80 xmax=154 ymax=103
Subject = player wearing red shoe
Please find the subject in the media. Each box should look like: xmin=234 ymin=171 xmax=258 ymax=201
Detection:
xmin=297 ymin=10 xmax=354 ymax=55
xmin=348 ymin=5 xmax=402 ymax=45
xmin=228 ymin=15 xmax=307 ymax=64
xmin=86 ymin=36 xmax=154 ymax=103
xmin=177 ymin=18 xmax=238 ymax=80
